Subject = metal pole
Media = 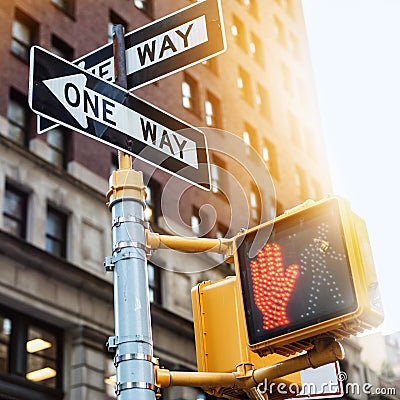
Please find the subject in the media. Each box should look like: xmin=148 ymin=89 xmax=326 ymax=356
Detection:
xmin=112 ymin=24 xmax=131 ymax=170
xmin=105 ymin=24 xmax=157 ymax=400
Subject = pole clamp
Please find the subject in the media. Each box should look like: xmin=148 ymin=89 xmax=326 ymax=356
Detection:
xmin=116 ymin=381 xmax=157 ymax=395
xmin=114 ymin=352 xmax=158 ymax=367
xmin=113 ymin=241 xmax=148 ymax=254
xmin=105 ymin=249 xmax=153 ymax=269
xmin=112 ymin=216 xmax=150 ymax=229
xmin=104 ymin=256 xmax=115 ymax=272
xmin=107 ymin=336 xmax=118 ymax=351
xmin=106 ymin=335 xmax=153 ymax=351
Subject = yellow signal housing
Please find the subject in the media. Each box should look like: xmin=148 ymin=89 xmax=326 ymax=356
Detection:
xmin=191 ymin=276 xmax=302 ymax=399
xmin=233 ymin=196 xmax=384 ymax=357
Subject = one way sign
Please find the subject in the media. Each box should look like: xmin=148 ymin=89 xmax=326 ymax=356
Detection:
xmin=29 ymin=46 xmax=210 ymax=190
xmin=37 ymin=0 xmax=226 ymax=133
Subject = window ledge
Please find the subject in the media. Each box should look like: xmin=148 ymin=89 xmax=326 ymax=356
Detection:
xmin=0 ymin=135 xmax=105 ymax=201
xmin=0 ymin=371 xmax=63 ymax=400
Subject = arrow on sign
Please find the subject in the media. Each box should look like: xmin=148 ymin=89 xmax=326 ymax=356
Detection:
xmin=43 ymin=73 xmax=198 ymax=168
xmin=29 ymin=46 xmax=210 ymax=190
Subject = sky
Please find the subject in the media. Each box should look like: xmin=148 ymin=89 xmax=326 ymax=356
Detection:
xmin=301 ymin=0 xmax=400 ymax=334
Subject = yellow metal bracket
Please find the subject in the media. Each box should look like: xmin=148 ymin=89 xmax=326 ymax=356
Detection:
xmin=146 ymin=231 xmax=235 ymax=258
xmin=106 ymin=153 xmax=146 ymax=205
xmin=154 ymin=338 xmax=344 ymax=391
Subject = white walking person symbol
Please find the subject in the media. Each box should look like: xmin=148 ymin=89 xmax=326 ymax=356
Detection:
xmin=299 ymin=223 xmax=346 ymax=319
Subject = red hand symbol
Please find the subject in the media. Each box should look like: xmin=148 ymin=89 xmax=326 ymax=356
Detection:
xmin=250 ymin=243 xmax=299 ymax=330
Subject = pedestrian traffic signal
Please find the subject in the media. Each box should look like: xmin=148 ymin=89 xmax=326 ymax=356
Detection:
xmin=191 ymin=277 xmax=302 ymax=399
xmin=234 ymin=197 xmax=384 ymax=356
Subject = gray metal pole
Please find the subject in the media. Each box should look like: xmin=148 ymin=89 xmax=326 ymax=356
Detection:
xmin=105 ymin=24 xmax=157 ymax=400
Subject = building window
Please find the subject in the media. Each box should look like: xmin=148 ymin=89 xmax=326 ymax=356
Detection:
xmin=249 ymin=182 xmax=261 ymax=221
xmin=0 ymin=306 xmax=62 ymax=394
xmin=243 ymin=131 xmax=250 ymax=146
xmin=205 ymin=92 xmax=221 ymax=128
xmin=210 ymin=164 xmax=219 ymax=194
xmin=134 ymin=0 xmax=153 ymax=17
xmin=7 ymin=89 xmax=30 ymax=146
xmin=262 ymin=139 xmax=279 ymax=180
xmin=46 ymin=206 xmax=67 ymax=258
xmin=182 ymin=74 xmax=199 ymax=114
xmin=145 ymin=179 xmax=160 ymax=225
xmin=249 ymin=33 xmax=264 ymax=67
xmin=273 ymin=16 xmax=286 ymax=46
xmin=288 ymin=32 xmax=300 ymax=59
xmin=243 ymin=122 xmax=258 ymax=154
xmin=305 ymin=130 xmax=317 ymax=159
xmin=281 ymin=61 xmax=293 ymax=93
xmin=231 ymin=15 xmax=247 ymax=52
xmin=256 ymin=84 xmax=272 ymax=121
xmin=295 ymin=166 xmax=308 ymax=199
xmin=289 ymin=111 xmax=302 ymax=147
xmin=51 ymin=35 xmax=73 ymax=61
xmin=238 ymin=67 xmax=253 ymax=105
xmin=108 ymin=11 xmax=127 ymax=43
xmin=279 ymin=0 xmax=295 ymax=17
xmin=148 ymin=262 xmax=161 ymax=304
xmin=46 ymin=128 xmax=67 ymax=168
xmin=26 ymin=325 xmax=59 ymax=388
xmin=0 ymin=315 xmax=11 ymax=373
xmin=210 ymin=154 xmax=226 ymax=194
xmin=191 ymin=207 xmax=200 ymax=236
xmin=216 ymin=222 xmax=228 ymax=239
xmin=201 ymin=58 xmax=218 ymax=75
xmin=276 ymin=200 xmax=284 ymax=216
xmin=3 ymin=183 xmax=28 ymax=239
xmin=311 ymin=179 xmax=322 ymax=200
xmin=110 ymin=152 xmax=118 ymax=175
xmin=51 ymin=0 xmax=75 ymax=16
xmin=243 ymin=0 xmax=258 ymax=18
xmin=11 ymin=10 xmax=37 ymax=62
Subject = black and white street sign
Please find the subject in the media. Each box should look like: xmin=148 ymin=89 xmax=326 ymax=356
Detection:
xmin=38 ymin=0 xmax=226 ymax=133
xmin=29 ymin=46 xmax=210 ymax=190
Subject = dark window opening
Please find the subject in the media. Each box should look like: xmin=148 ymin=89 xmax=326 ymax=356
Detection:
xmin=46 ymin=128 xmax=68 ymax=169
xmin=3 ymin=183 xmax=28 ymax=239
xmin=51 ymin=35 xmax=74 ymax=61
xmin=238 ymin=67 xmax=253 ymax=105
xmin=11 ymin=10 xmax=37 ymax=62
xmin=51 ymin=0 xmax=75 ymax=17
xmin=108 ymin=10 xmax=127 ymax=43
xmin=201 ymin=58 xmax=218 ymax=75
xmin=205 ymin=92 xmax=222 ymax=129
xmin=0 ymin=306 xmax=63 ymax=397
xmin=256 ymin=85 xmax=272 ymax=121
xmin=134 ymin=0 xmax=153 ymax=18
xmin=45 ymin=206 xmax=67 ymax=259
xmin=262 ymin=138 xmax=279 ymax=181
xmin=148 ymin=261 xmax=162 ymax=305
xmin=231 ymin=15 xmax=247 ymax=52
xmin=145 ymin=178 xmax=161 ymax=226
xmin=249 ymin=33 xmax=264 ymax=67
xmin=7 ymin=88 xmax=30 ymax=147
xmin=182 ymin=73 xmax=200 ymax=115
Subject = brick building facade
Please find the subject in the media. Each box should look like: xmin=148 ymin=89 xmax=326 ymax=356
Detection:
xmin=0 ymin=0 xmax=332 ymax=399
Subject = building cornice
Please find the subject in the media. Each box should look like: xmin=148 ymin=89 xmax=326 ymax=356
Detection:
xmin=0 ymin=135 xmax=105 ymax=202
